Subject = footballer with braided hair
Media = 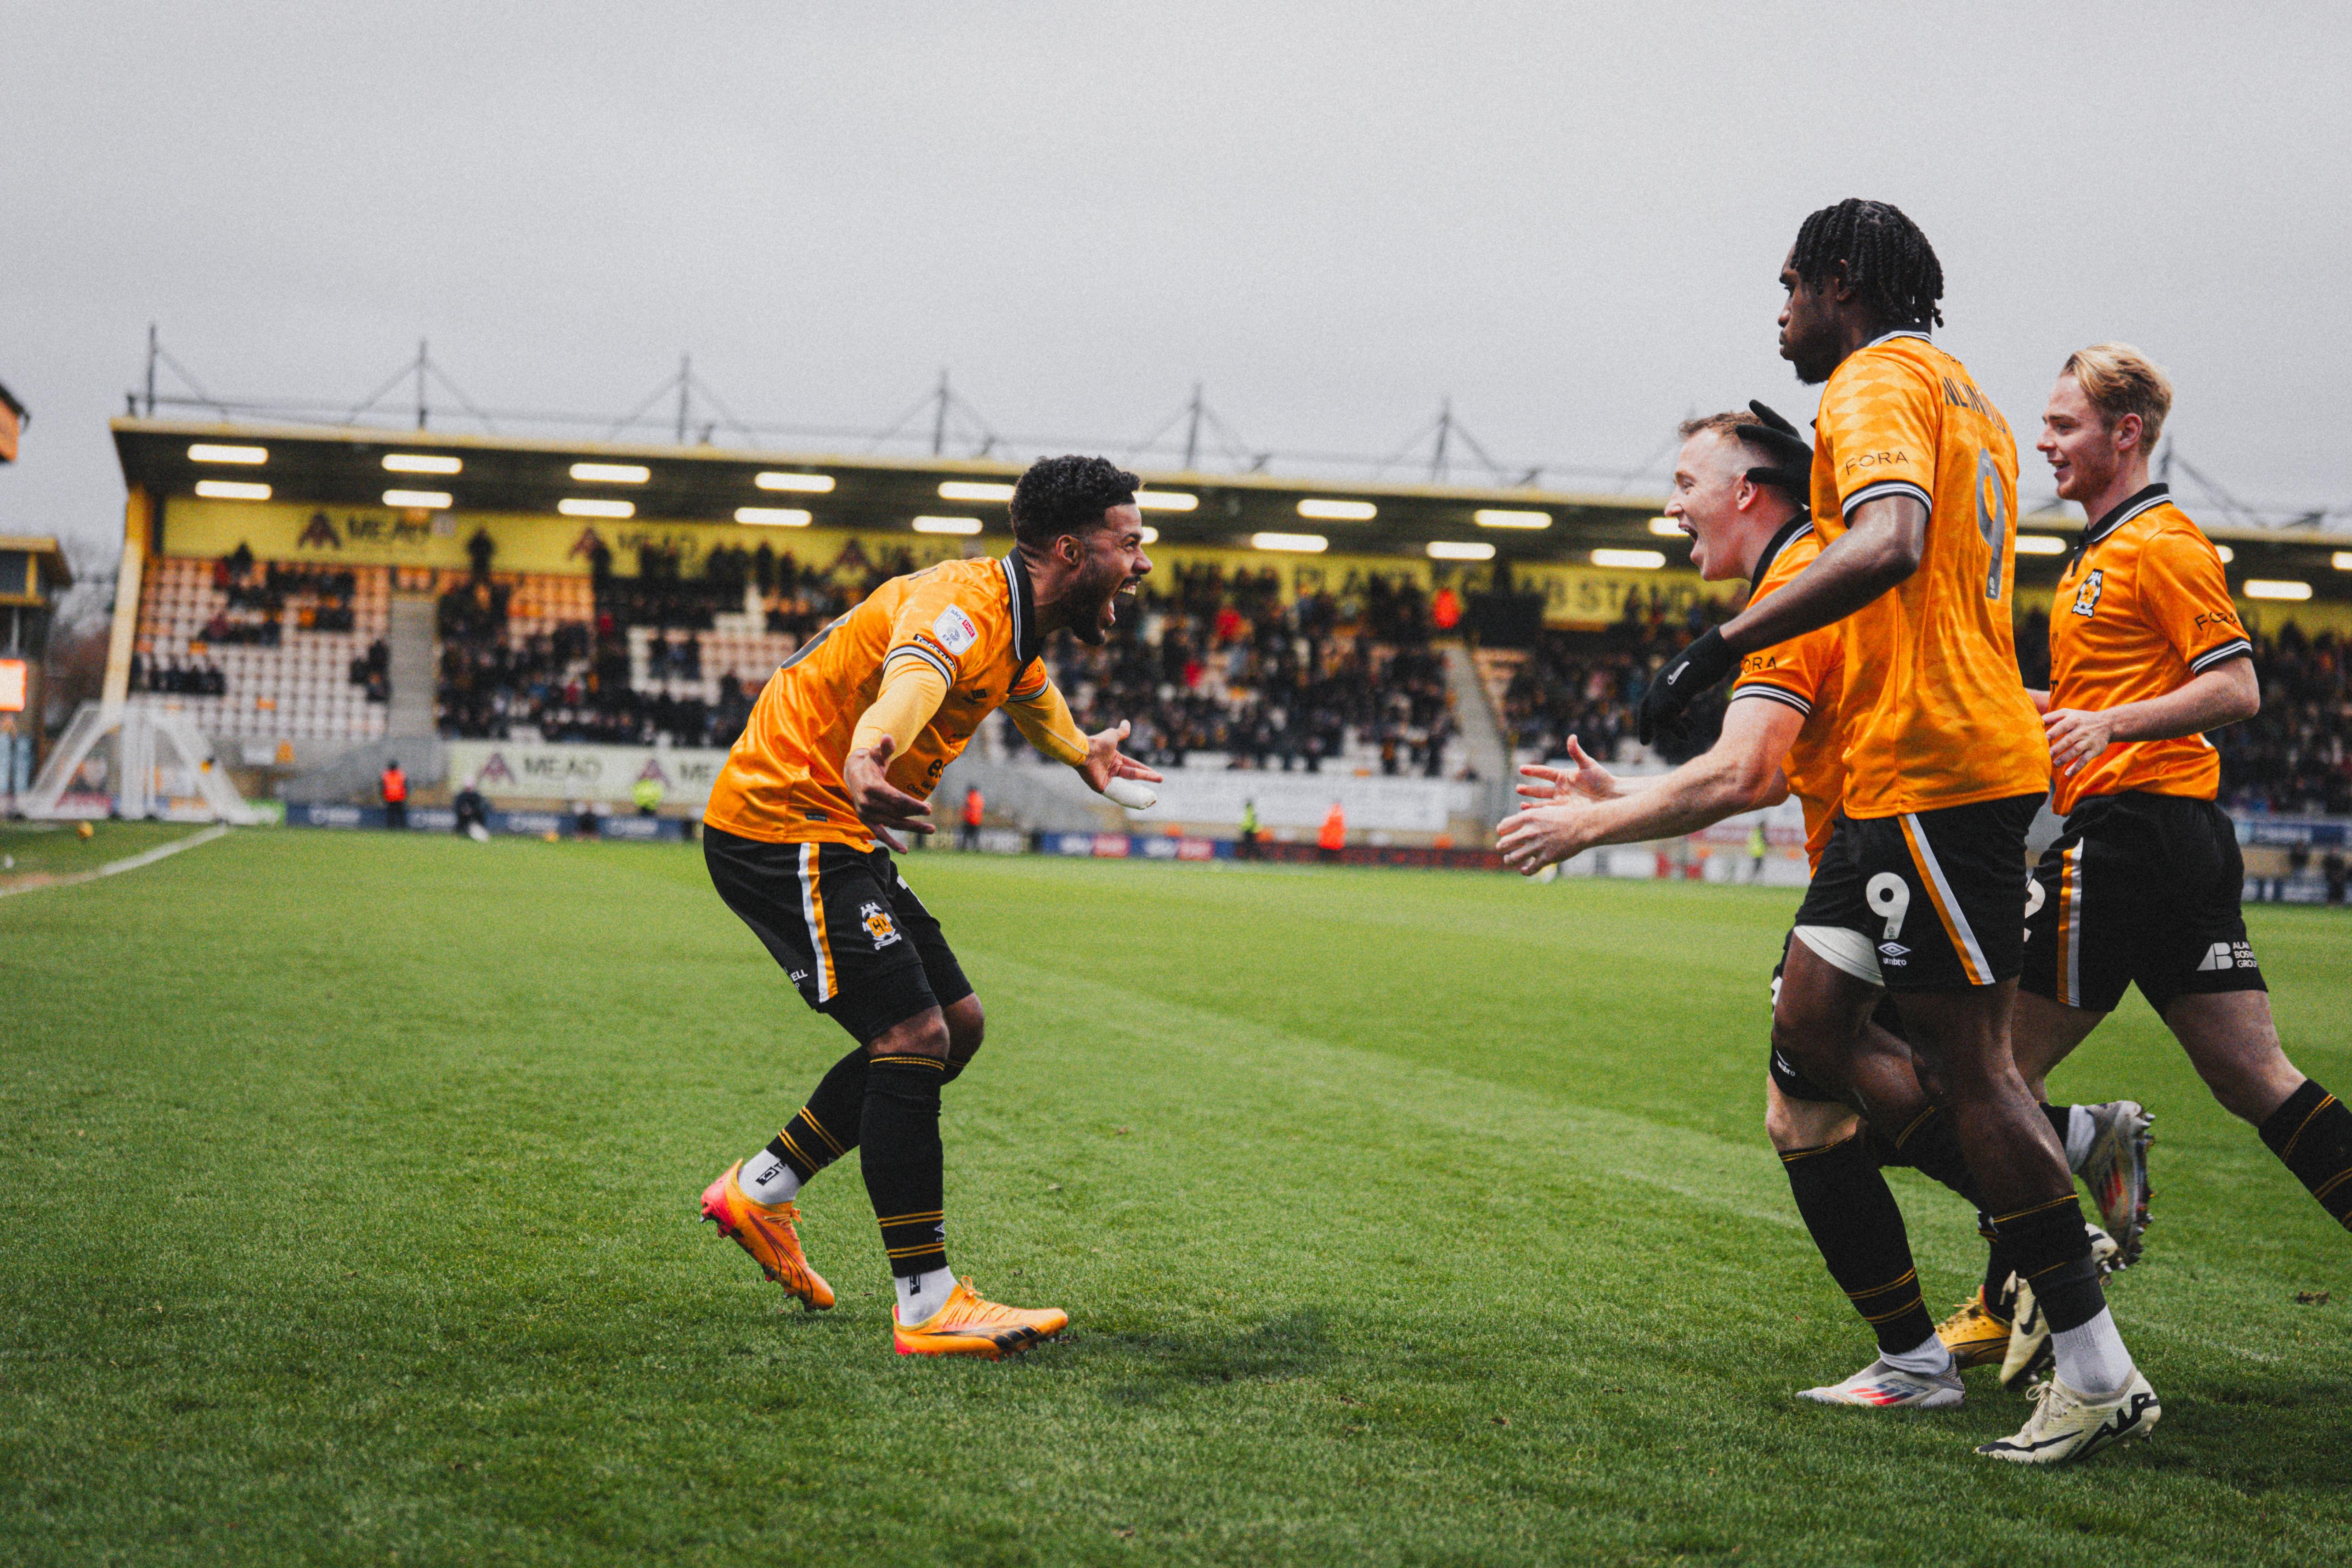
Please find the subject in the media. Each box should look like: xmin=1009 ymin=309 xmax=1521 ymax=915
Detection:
xmin=695 ymin=453 xmax=1159 ymax=1358
xmin=1787 ymin=197 xmax=1947 ymax=342
xmin=1639 ymin=200 xmax=2160 ymax=1463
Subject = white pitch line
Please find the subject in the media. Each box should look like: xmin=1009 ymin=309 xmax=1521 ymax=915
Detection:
xmin=0 ymin=823 xmax=232 ymax=899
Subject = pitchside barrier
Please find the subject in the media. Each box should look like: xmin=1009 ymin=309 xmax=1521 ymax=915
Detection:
xmin=283 ymin=803 xmax=689 ymax=840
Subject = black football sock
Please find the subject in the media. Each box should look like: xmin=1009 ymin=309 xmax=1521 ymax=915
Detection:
xmin=1871 ymin=1106 xmax=1981 ymax=1205
xmin=1990 ymin=1194 xmax=2105 ymax=1333
xmin=1781 ymin=1134 xmax=1939 ymax=1362
xmin=2259 ymin=1078 xmax=2352 ymax=1230
xmin=768 ymin=1045 xmax=867 ymax=1183
xmin=1977 ymin=1214 xmax=2015 ymax=1318
xmin=861 ymin=1053 xmax=950 ymax=1281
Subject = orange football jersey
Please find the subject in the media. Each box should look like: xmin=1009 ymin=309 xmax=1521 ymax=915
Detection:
xmin=2046 ymin=485 xmax=2251 ymax=816
xmin=705 ymin=553 xmax=1054 ymax=848
xmin=1729 ymin=520 xmax=1848 ymax=870
xmin=1807 ymin=332 xmax=2050 ymax=816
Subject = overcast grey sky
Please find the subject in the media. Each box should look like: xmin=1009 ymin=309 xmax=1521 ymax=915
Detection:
xmin=7 ymin=3 xmax=2349 ymax=586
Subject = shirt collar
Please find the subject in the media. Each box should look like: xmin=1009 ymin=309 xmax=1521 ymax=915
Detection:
xmin=1001 ymin=550 xmax=1043 ymax=666
xmin=1862 ymin=326 xmax=1933 ymax=350
xmin=2083 ymin=482 xmax=2171 ymax=547
xmin=1747 ymin=515 xmax=1815 ymax=599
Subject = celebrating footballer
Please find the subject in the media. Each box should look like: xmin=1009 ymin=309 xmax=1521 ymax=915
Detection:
xmin=695 ymin=455 xmax=1159 ymax=1359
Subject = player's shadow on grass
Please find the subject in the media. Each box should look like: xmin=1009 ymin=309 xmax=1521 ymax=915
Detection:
xmin=1083 ymin=1309 xmax=1336 ymax=1404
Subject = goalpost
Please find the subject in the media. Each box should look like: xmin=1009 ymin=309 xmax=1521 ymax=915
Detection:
xmin=19 ymin=701 xmax=258 ymax=825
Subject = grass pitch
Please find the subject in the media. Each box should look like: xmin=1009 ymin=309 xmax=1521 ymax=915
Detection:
xmin=2 ymin=830 xmax=2347 ymax=1566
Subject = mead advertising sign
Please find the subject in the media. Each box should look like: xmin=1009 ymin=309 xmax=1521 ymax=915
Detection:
xmin=447 ymin=740 xmax=730 ymax=807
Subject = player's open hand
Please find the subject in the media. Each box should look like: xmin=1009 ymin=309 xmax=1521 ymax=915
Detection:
xmin=1516 ymin=735 xmax=1623 ymax=804
xmin=2042 ymin=707 xmax=2115 ymax=776
xmin=1496 ymin=799 xmax=1604 ymax=876
xmin=1081 ymin=720 xmax=1164 ymax=796
xmin=843 ymin=735 xmax=936 ymax=852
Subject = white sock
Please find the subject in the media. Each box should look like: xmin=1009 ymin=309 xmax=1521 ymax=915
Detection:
xmin=1880 ymin=1330 xmax=1954 ymax=1377
xmin=739 ymin=1151 xmax=801 ymax=1205
xmin=896 ymin=1267 xmax=956 ymax=1325
xmin=2064 ymin=1106 xmax=2096 ymax=1173
xmin=2051 ymin=1307 xmax=2134 ymax=1399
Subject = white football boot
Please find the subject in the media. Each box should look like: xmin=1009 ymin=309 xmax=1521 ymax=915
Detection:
xmin=1798 ymin=1358 xmax=1964 ymax=1409
xmin=1977 ymin=1370 xmax=2160 ymax=1463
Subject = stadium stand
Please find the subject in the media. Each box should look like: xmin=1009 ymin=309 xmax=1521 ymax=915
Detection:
xmin=413 ymin=544 xmax=1481 ymax=773
xmin=1043 ymin=562 xmax=1469 ymax=776
xmin=128 ymin=552 xmax=389 ymax=743
xmin=430 ymin=542 xmax=900 ymax=747
xmin=121 ymin=529 xmax=2352 ymax=823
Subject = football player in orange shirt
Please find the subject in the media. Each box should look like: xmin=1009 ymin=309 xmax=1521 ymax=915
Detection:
xmin=1638 ymin=200 xmax=2155 ymax=1462
xmin=2010 ymin=345 xmax=2349 ymax=1274
xmin=696 ymin=455 xmax=1161 ymax=1359
xmin=1501 ymin=410 xmax=2146 ymax=1401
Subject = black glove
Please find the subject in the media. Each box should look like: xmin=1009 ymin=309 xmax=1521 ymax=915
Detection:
xmin=1735 ymin=399 xmax=1812 ymax=498
xmin=1638 ymin=626 xmax=1735 ymax=748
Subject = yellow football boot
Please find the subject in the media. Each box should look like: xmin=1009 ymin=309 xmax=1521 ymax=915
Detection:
xmin=1936 ymin=1287 xmax=2015 ymax=1370
xmin=700 ymin=1160 xmax=835 ymax=1311
xmin=892 ymin=1277 xmax=1067 ymax=1359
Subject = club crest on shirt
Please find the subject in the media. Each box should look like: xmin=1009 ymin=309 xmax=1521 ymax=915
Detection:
xmin=931 ymin=605 xmax=980 ymax=655
xmin=2071 ymin=568 xmax=2104 ymax=618
xmin=860 ymin=901 xmax=902 ymax=948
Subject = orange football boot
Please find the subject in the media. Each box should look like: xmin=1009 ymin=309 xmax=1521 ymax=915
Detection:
xmin=892 ymin=1277 xmax=1067 ymax=1359
xmin=1935 ymin=1286 xmax=2014 ymax=1369
xmin=700 ymin=1160 xmax=835 ymax=1310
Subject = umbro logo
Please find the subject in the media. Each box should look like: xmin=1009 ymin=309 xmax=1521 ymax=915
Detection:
xmin=1878 ymin=942 xmax=1909 ymax=958
xmin=2195 ymin=940 xmax=2257 ymax=971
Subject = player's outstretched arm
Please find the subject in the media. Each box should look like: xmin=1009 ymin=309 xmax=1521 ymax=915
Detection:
xmin=1498 ymin=698 xmax=1801 ymax=875
xmin=2044 ymin=657 xmax=2260 ymax=775
xmin=1724 ymin=494 xmax=1925 ymax=655
xmin=1638 ymin=495 xmax=1924 ymax=748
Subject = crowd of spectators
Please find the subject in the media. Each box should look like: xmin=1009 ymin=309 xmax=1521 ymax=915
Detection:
xmin=1045 ymin=562 xmax=1461 ymax=774
xmin=2218 ymin=625 xmax=2352 ymax=815
xmin=1500 ymin=591 xmax=1738 ymax=766
xmin=128 ymin=654 xmax=227 ymax=696
xmin=407 ymin=521 xmax=2352 ymax=818
xmin=432 ymin=541 xmax=839 ymax=748
xmin=209 ymin=545 xmax=359 ymax=637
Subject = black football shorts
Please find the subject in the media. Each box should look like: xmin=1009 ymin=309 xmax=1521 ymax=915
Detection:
xmin=1792 ymin=794 xmax=2042 ymax=993
xmin=2022 ymin=791 xmax=2265 ymax=1016
xmin=704 ymin=826 xmax=974 ymax=1044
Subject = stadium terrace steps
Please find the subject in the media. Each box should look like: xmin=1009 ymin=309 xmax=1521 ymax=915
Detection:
xmin=1440 ymin=643 xmax=1513 ymax=797
xmin=384 ymin=594 xmax=438 ymax=740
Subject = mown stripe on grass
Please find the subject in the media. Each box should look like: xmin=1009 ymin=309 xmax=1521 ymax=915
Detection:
xmin=976 ymin=952 xmax=1804 ymax=1232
